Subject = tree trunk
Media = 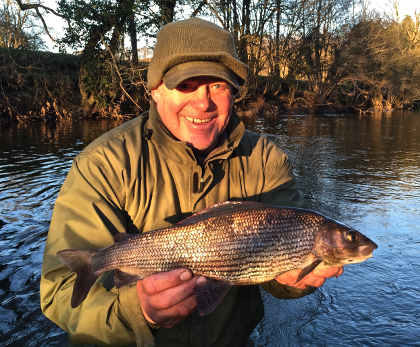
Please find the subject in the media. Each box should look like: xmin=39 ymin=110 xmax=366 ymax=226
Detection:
xmin=274 ymin=0 xmax=281 ymax=76
xmin=158 ymin=0 xmax=176 ymax=26
xmin=128 ymin=11 xmax=138 ymax=63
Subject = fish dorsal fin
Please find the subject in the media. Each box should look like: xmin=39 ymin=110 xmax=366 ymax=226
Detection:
xmin=176 ymin=200 xmax=266 ymax=226
xmin=113 ymin=232 xmax=136 ymax=243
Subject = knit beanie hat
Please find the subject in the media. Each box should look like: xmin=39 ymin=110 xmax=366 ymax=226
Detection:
xmin=147 ymin=18 xmax=248 ymax=90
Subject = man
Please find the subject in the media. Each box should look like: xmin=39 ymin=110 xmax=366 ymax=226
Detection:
xmin=41 ymin=18 xmax=342 ymax=346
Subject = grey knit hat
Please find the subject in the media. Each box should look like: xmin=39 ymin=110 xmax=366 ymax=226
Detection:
xmin=147 ymin=18 xmax=248 ymax=90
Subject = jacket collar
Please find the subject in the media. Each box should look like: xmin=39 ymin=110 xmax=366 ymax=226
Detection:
xmin=144 ymin=101 xmax=245 ymax=165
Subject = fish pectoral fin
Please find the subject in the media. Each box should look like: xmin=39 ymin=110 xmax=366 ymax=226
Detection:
xmin=114 ymin=270 xmax=143 ymax=287
xmin=194 ymin=278 xmax=231 ymax=316
xmin=296 ymin=258 xmax=323 ymax=283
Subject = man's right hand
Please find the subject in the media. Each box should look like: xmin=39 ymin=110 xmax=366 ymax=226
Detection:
xmin=136 ymin=269 xmax=203 ymax=328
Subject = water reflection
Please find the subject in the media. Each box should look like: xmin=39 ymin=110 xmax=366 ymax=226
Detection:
xmin=0 ymin=120 xmax=122 ymax=346
xmin=0 ymin=112 xmax=419 ymax=346
xmin=249 ymin=111 xmax=420 ymax=346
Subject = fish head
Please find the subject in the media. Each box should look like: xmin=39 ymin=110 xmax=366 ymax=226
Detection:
xmin=314 ymin=221 xmax=378 ymax=266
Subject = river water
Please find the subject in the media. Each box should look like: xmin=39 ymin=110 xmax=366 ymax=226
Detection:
xmin=0 ymin=111 xmax=419 ymax=346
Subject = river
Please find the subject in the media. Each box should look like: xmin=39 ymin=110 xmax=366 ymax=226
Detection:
xmin=0 ymin=111 xmax=419 ymax=346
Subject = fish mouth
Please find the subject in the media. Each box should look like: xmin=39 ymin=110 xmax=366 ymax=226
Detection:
xmin=341 ymin=254 xmax=372 ymax=264
xmin=328 ymin=240 xmax=377 ymax=265
xmin=338 ymin=242 xmax=377 ymax=264
xmin=359 ymin=242 xmax=378 ymax=256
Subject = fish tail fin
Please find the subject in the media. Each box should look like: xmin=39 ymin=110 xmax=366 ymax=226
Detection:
xmin=57 ymin=249 xmax=99 ymax=308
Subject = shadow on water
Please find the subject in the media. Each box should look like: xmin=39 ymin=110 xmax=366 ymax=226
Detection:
xmin=0 ymin=112 xmax=419 ymax=346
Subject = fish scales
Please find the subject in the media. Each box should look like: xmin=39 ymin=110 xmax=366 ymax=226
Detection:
xmin=58 ymin=201 xmax=377 ymax=308
xmin=92 ymin=205 xmax=319 ymax=284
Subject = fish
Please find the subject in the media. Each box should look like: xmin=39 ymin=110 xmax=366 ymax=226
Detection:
xmin=57 ymin=200 xmax=377 ymax=312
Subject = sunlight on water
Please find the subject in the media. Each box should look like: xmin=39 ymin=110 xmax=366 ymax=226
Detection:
xmin=0 ymin=112 xmax=419 ymax=345
xmin=249 ymin=111 xmax=420 ymax=346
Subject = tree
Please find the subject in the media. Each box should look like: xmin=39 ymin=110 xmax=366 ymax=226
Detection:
xmin=337 ymin=14 xmax=420 ymax=111
xmin=287 ymin=0 xmax=355 ymax=105
xmin=0 ymin=0 xmax=46 ymax=49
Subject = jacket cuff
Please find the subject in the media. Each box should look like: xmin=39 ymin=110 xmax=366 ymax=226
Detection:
xmin=261 ymin=280 xmax=317 ymax=299
xmin=118 ymin=284 xmax=156 ymax=347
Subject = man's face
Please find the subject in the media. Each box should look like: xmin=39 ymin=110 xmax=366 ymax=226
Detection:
xmin=151 ymin=76 xmax=234 ymax=151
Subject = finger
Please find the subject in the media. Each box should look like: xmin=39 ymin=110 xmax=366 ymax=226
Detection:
xmin=137 ymin=280 xmax=197 ymax=326
xmin=313 ymin=266 xmax=344 ymax=278
xmin=146 ymin=276 xmax=200 ymax=310
xmin=275 ymin=268 xmax=302 ymax=285
xmin=153 ymin=295 xmax=198 ymax=328
xmin=275 ymin=265 xmax=344 ymax=289
xmin=141 ymin=268 xmax=193 ymax=295
xmin=295 ymin=274 xmax=326 ymax=288
xmin=296 ymin=266 xmax=344 ymax=288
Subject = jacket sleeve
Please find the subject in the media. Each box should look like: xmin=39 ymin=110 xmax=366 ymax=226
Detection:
xmin=40 ymin=148 xmax=154 ymax=346
xmin=258 ymin=139 xmax=316 ymax=300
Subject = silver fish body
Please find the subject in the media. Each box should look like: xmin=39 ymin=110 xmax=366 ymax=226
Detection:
xmin=58 ymin=201 xmax=377 ymax=308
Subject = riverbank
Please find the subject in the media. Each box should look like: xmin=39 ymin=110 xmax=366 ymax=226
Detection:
xmin=0 ymin=48 xmax=81 ymax=123
xmin=1 ymin=48 xmax=418 ymax=124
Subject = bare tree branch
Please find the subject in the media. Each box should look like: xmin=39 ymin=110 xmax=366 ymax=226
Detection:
xmin=35 ymin=7 xmax=55 ymax=42
xmin=14 ymin=0 xmax=71 ymax=42
xmin=101 ymin=35 xmax=143 ymax=111
xmin=191 ymin=0 xmax=207 ymax=17
xmin=15 ymin=0 xmax=65 ymax=18
xmin=203 ymin=1 xmax=225 ymax=28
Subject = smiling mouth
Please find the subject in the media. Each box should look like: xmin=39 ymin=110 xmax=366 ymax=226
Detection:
xmin=184 ymin=116 xmax=214 ymax=124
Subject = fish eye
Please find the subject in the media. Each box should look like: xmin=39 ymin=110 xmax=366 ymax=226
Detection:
xmin=345 ymin=231 xmax=355 ymax=242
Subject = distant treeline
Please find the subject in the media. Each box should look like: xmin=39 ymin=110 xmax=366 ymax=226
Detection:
xmin=1 ymin=0 xmax=419 ymax=122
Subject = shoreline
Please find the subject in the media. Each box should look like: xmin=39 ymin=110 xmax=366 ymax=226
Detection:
xmin=1 ymin=48 xmax=418 ymax=124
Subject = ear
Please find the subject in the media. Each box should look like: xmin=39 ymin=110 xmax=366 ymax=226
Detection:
xmin=151 ymin=88 xmax=160 ymax=103
xmin=150 ymin=82 xmax=164 ymax=103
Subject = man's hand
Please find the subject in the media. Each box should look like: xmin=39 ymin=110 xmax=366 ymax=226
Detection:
xmin=275 ymin=266 xmax=343 ymax=289
xmin=137 ymin=268 xmax=204 ymax=328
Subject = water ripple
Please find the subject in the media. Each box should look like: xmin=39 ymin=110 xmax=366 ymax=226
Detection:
xmin=1 ymin=114 xmax=420 ymax=346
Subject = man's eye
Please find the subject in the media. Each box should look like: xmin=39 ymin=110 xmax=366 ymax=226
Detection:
xmin=177 ymin=83 xmax=197 ymax=92
xmin=211 ymin=83 xmax=229 ymax=91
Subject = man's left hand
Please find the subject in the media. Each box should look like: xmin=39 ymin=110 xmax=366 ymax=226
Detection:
xmin=275 ymin=266 xmax=343 ymax=289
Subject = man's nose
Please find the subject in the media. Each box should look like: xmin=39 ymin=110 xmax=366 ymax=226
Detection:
xmin=192 ymin=85 xmax=211 ymax=111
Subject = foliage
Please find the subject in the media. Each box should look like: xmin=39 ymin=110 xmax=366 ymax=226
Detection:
xmin=0 ymin=48 xmax=79 ymax=121
xmin=77 ymin=48 xmax=149 ymax=118
xmin=55 ymin=0 xmax=208 ymax=118
xmin=337 ymin=14 xmax=420 ymax=111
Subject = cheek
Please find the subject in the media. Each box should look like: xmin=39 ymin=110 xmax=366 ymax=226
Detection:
xmin=156 ymin=97 xmax=184 ymax=125
xmin=217 ymin=95 xmax=233 ymax=112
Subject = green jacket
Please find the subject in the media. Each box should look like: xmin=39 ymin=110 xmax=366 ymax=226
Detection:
xmin=40 ymin=103 xmax=312 ymax=347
